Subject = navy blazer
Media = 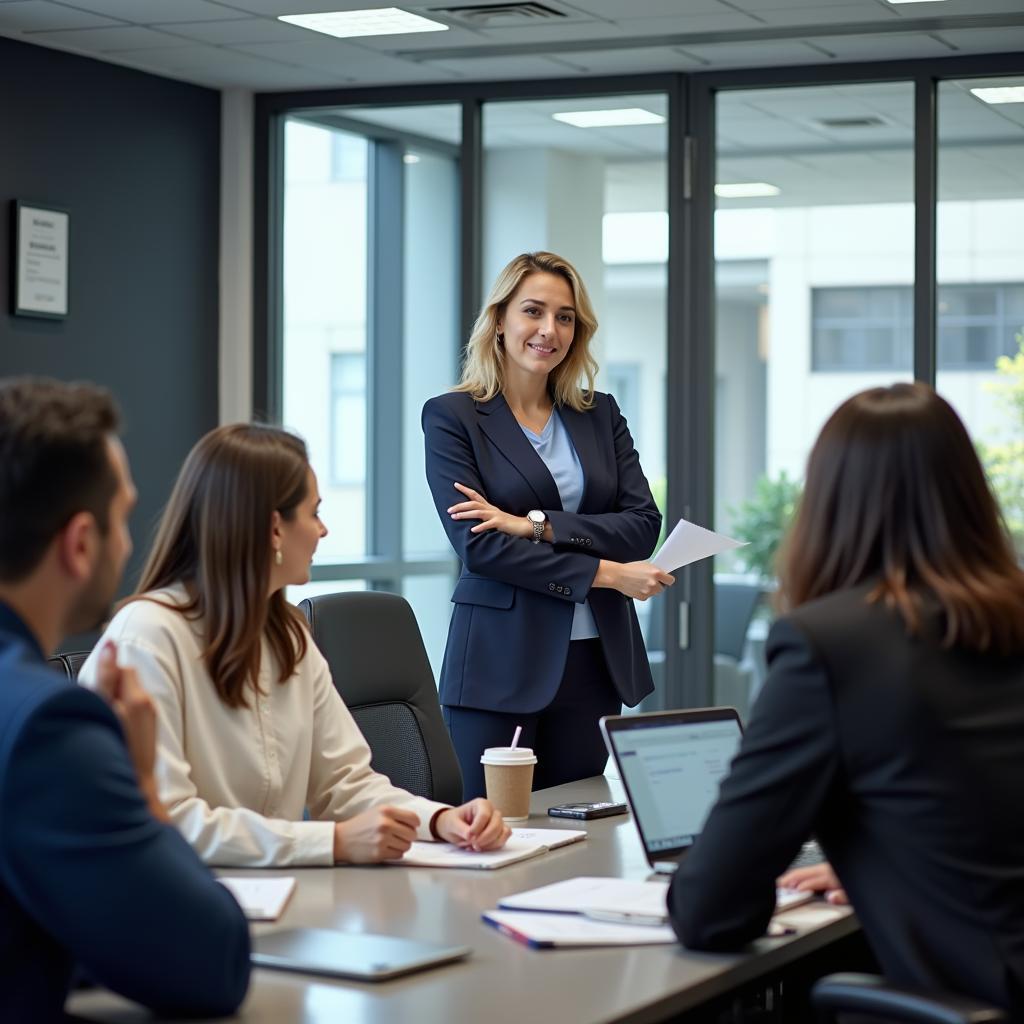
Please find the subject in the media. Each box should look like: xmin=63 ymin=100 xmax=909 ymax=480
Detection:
xmin=0 ymin=605 xmax=250 ymax=1022
xmin=422 ymin=390 xmax=661 ymax=713
xmin=669 ymin=584 xmax=1024 ymax=1014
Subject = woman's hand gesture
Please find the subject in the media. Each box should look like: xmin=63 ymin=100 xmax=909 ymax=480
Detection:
xmin=447 ymin=482 xmax=532 ymax=539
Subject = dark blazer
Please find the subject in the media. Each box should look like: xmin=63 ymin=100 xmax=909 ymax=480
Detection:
xmin=0 ymin=604 xmax=250 ymax=1022
xmin=669 ymin=583 xmax=1024 ymax=1014
xmin=422 ymin=390 xmax=661 ymax=713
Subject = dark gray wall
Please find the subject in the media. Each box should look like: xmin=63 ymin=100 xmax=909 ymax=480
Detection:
xmin=0 ymin=37 xmax=220 ymax=621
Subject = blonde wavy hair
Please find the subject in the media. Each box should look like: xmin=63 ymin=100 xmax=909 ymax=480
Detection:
xmin=454 ymin=252 xmax=599 ymax=411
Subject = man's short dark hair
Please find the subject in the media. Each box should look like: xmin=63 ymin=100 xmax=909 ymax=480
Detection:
xmin=0 ymin=378 xmax=121 ymax=582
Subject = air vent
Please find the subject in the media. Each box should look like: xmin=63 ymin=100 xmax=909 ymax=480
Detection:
xmin=430 ymin=2 xmax=567 ymax=28
xmin=817 ymin=116 xmax=887 ymax=129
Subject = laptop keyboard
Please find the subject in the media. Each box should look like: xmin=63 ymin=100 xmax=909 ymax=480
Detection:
xmin=788 ymin=840 xmax=825 ymax=869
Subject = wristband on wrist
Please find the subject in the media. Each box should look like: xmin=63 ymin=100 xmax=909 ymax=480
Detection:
xmin=429 ymin=807 xmax=448 ymax=840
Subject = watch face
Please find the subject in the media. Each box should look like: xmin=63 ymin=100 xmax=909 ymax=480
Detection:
xmin=528 ymin=510 xmax=545 ymax=524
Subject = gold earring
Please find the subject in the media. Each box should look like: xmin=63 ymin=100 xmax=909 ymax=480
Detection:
xmin=275 ymin=549 xmax=283 ymax=566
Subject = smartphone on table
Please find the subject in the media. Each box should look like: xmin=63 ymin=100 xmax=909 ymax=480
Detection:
xmin=547 ymin=801 xmax=627 ymax=820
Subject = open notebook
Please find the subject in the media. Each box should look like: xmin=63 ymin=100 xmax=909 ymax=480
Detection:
xmin=389 ymin=827 xmax=586 ymax=870
xmin=218 ymin=876 xmax=297 ymax=921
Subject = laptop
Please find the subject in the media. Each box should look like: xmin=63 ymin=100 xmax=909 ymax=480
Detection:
xmin=601 ymin=707 xmax=744 ymax=874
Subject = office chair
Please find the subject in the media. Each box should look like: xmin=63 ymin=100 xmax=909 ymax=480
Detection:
xmin=46 ymin=650 xmax=93 ymax=681
xmin=712 ymin=580 xmax=764 ymax=717
xmin=298 ymin=591 xmax=464 ymax=806
xmin=812 ymin=974 xmax=1007 ymax=1024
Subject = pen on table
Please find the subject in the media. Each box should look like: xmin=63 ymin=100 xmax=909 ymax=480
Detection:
xmin=482 ymin=915 xmax=544 ymax=948
xmin=581 ymin=909 xmax=666 ymax=927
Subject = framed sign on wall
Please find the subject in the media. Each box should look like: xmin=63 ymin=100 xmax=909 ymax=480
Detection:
xmin=13 ymin=201 xmax=69 ymax=318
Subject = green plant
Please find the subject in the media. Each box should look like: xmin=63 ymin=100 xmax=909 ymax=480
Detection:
xmin=727 ymin=471 xmax=803 ymax=581
xmin=978 ymin=330 xmax=1024 ymax=555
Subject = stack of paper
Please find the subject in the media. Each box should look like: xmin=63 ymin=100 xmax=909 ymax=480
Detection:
xmin=484 ymin=876 xmax=812 ymax=949
xmin=390 ymin=827 xmax=586 ymax=870
xmin=218 ymin=876 xmax=296 ymax=921
xmin=483 ymin=910 xmax=676 ymax=949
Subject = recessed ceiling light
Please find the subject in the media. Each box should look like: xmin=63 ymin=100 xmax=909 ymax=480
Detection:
xmin=552 ymin=108 xmax=665 ymax=128
xmin=970 ymin=86 xmax=1024 ymax=105
xmin=715 ymin=182 xmax=781 ymax=199
xmin=403 ymin=153 xmax=421 ymax=164
xmin=279 ymin=8 xmax=449 ymax=39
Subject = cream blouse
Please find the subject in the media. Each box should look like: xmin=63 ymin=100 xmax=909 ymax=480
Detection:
xmin=79 ymin=586 xmax=448 ymax=867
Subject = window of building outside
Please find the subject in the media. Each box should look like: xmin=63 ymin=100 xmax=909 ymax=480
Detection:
xmin=281 ymin=107 xmax=461 ymax=677
xmin=713 ymin=82 xmax=915 ymax=716
xmin=482 ymin=93 xmax=669 ymax=704
xmin=811 ymin=283 xmax=1024 ymax=372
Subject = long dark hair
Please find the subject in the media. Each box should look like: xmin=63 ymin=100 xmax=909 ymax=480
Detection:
xmin=132 ymin=423 xmax=309 ymax=707
xmin=778 ymin=382 xmax=1024 ymax=653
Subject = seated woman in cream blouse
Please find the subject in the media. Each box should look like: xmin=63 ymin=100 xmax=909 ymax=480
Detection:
xmin=80 ymin=423 xmax=509 ymax=868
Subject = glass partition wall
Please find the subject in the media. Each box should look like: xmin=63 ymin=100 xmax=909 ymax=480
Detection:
xmin=280 ymin=104 xmax=461 ymax=675
xmin=259 ymin=54 xmax=1024 ymax=707
xmin=935 ymin=76 xmax=1024 ymax=562
xmin=481 ymin=93 xmax=669 ymax=699
xmin=712 ymin=82 xmax=915 ymax=715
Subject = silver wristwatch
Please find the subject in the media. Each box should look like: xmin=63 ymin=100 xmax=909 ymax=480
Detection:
xmin=527 ymin=509 xmax=546 ymax=544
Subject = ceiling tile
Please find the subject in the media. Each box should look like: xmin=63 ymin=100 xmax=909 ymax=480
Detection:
xmin=156 ymin=17 xmax=314 ymax=46
xmin=679 ymin=39 xmax=830 ymax=67
xmin=108 ymin=41 xmax=344 ymax=86
xmin=549 ymin=45 xmax=707 ymax=75
xmin=231 ymin=36 xmax=441 ymax=77
xmin=425 ymin=54 xmax=591 ymax=80
xmin=936 ymin=27 xmax=1024 ymax=53
xmin=202 ymin=0 xmax=420 ymax=14
xmin=60 ymin=0 xmax=249 ymax=23
xmin=22 ymin=24 xmax=192 ymax=50
xmin=570 ymin=0 xmax=729 ymax=15
xmin=812 ymin=31 xmax=956 ymax=59
xmin=727 ymin=0 xmax=893 ymax=9
xmin=753 ymin=5 xmax=902 ymax=28
xmin=0 ymin=2 xmax=119 ymax=31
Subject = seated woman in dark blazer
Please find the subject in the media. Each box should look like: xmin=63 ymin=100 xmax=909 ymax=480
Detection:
xmin=422 ymin=251 xmax=673 ymax=798
xmin=669 ymin=382 xmax=1024 ymax=1015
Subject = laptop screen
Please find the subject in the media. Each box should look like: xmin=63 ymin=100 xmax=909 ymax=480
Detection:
xmin=605 ymin=713 xmax=742 ymax=855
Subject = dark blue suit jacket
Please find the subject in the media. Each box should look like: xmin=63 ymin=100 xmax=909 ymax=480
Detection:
xmin=422 ymin=390 xmax=661 ymax=714
xmin=0 ymin=604 xmax=250 ymax=1022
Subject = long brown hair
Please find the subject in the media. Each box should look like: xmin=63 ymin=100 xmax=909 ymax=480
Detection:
xmin=133 ymin=423 xmax=309 ymax=707
xmin=454 ymin=251 xmax=600 ymax=412
xmin=778 ymin=382 xmax=1024 ymax=653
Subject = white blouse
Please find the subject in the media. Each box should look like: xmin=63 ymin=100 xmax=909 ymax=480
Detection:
xmin=78 ymin=586 xmax=449 ymax=867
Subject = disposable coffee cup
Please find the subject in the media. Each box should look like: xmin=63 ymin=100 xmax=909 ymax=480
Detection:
xmin=480 ymin=747 xmax=537 ymax=822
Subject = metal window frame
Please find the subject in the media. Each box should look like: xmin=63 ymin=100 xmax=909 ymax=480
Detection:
xmin=254 ymin=49 xmax=1024 ymax=709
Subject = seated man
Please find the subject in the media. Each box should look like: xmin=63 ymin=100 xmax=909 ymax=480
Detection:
xmin=0 ymin=378 xmax=251 ymax=1021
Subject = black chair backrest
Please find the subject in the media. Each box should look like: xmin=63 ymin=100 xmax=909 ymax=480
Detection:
xmin=46 ymin=650 xmax=93 ymax=681
xmin=298 ymin=591 xmax=463 ymax=806
xmin=713 ymin=582 xmax=763 ymax=661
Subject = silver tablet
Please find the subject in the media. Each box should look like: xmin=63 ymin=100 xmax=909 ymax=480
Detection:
xmin=251 ymin=928 xmax=471 ymax=982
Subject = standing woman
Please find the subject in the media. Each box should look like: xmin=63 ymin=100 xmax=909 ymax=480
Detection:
xmin=422 ymin=251 xmax=673 ymax=799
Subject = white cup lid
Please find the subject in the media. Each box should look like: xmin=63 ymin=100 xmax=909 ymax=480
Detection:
xmin=480 ymin=746 xmax=537 ymax=766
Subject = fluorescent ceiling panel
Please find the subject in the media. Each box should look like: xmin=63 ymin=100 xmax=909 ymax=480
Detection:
xmin=279 ymin=7 xmax=448 ymax=38
xmin=970 ymin=86 xmax=1024 ymax=104
xmin=551 ymin=108 xmax=666 ymax=128
xmin=715 ymin=182 xmax=781 ymax=198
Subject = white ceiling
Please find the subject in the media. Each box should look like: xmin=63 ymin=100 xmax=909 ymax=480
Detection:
xmin=0 ymin=0 xmax=1023 ymax=92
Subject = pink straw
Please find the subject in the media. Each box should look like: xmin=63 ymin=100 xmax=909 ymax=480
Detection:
xmin=510 ymin=726 xmax=522 ymax=749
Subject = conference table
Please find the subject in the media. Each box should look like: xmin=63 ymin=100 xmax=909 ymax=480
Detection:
xmin=68 ymin=775 xmax=857 ymax=1024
